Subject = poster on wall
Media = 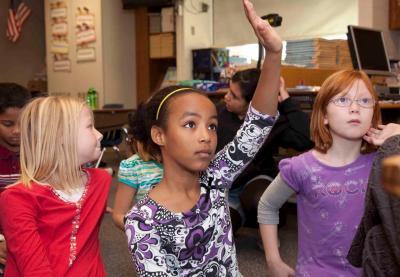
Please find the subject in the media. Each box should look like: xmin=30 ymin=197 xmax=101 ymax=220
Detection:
xmin=53 ymin=54 xmax=71 ymax=72
xmin=50 ymin=0 xmax=71 ymax=72
xmin=76 ymin=7 xmax=96 ymax=63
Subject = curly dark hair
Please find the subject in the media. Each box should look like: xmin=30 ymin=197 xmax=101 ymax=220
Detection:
xmin=0 ymin=83 xmax=31 ymax=114
xmin=134 ymin=85 xmax=206 ymax=159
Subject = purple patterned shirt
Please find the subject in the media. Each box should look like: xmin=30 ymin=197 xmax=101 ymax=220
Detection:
xmin=279 ymin=150 xmax=376 ymax=277
xmin=125 ymin=106 xmax=277 ymax=276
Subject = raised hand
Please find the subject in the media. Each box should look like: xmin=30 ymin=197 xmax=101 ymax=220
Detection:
xmin=243 ymin=0 xmax=282 ymax=53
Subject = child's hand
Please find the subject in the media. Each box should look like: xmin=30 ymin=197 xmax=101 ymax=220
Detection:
xmin=267 ymin=259 xmax=295 ymax=277
xmin=0 ymin=241 xmax=6 ymax=265
xmin=243 ymin=0 xmax=282 ymax=54
xmin=278 ymin=77 xmax=290 ymax=103
xmin=363 ymin=123 xmax=400 ymax=146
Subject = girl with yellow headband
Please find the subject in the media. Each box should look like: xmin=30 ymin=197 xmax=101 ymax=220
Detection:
xmin=124 ymin=0 xmax=282 ymax=275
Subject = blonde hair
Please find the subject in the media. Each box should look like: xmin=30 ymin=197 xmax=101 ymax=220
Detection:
xmin=19 ymin=96 xmax=88 ymax=191
xmin=310 ymin=70 xmax=381 ymax=153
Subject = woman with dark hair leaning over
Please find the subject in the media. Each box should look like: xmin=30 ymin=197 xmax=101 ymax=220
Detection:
xmin=216 ymin=70 xmax=314 ymax=233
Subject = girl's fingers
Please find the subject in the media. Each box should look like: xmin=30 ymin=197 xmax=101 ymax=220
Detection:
xmin=243 ymin=0 xmax=282 ymax=53
xmin=243 ymin=0 xmax=264 ymax=42
xmin=363 ymin=134 xmax=377 ymax=144
xmin=243 ymin=0 xmax=256 ymax=21
xmin=368 ymin=128 xmax=380 ymax=136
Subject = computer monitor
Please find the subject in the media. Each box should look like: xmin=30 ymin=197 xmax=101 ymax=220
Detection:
xmin=347 ymin=25 xmax=393 ymax=76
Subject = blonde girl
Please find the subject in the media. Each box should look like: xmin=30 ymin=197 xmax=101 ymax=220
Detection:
xmin=0 ymin=96 xmax=111 ymax=276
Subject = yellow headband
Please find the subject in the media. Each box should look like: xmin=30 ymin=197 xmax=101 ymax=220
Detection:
xmin=155 ymin=88 xmax=192 ymax=120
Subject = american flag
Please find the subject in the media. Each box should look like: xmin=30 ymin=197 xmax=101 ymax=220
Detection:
xmin=6 ymin=0 xmax=31 ymax=43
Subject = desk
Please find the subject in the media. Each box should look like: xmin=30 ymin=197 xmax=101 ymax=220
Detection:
xmin=93 ymin=109 xmax=134 ymax=133
xmin=379 ymin=102 xmax=400 ymax=109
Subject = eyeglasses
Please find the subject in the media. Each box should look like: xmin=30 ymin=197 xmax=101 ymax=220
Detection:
xmin=329 ymin=97 xmax=375 ymax=108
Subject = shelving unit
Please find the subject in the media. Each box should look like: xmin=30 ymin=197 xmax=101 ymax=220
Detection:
xmin=135 ymin=6 xmax=176 ymax=104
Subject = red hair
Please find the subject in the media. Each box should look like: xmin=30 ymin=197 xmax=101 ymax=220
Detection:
xmin=310 ymin=70 xmax=381 ymax=153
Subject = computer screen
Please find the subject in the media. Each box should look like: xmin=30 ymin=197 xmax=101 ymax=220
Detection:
xmin=347 ymin=25 xmax=392 ymax=76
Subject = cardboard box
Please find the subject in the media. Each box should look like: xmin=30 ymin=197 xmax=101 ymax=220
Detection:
xmin=161 ymin=7 xmax=174 ymax=32
xmin=149 ymin=34 xmax=161 ymax=58
xmin=150 ymin=33 xmax=175 ymax=58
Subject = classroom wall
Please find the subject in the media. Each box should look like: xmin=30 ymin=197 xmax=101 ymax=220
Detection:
xmin=358 ymin=0 xmax=400 ymax=59
xmin=176 ymin=0 xmax=213 ymax=80
xmin=213 ymin=0 xmax=358 ymax=46
xmin=45 ymin=0 xmax=104 ymax=101
xmin=101 ymin=0 xmax=136 ymax=108
xmin=213 ymin=0 xmax=400 ymax=59
xmin=45 ymin=0 xmax=136 ymax=108
xmin=370 ymin=0 xmax=400 ymax=59
xmin=0 ymin=0 xmax=45 ymax=87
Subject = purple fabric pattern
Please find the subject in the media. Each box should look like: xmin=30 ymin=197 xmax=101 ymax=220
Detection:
xmin=178 ymin=226 xmax=214 ymax=260
xmin=125 ymin=106 xmax=277 ymax=276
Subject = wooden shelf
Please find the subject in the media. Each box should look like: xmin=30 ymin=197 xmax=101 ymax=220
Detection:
xmin=149 ymin=31 xmax=175 ymax=35
xmin=379 ymin=102 xmax=400 ymax=109
xmin=135 ymin=6 xmax=176 ymax=104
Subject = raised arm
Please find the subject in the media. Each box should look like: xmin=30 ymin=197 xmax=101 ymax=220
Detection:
xmin=202 ymin=1 xmax=282 ymax=188
xmin=243 ymin=0 xmax=282 ymax=116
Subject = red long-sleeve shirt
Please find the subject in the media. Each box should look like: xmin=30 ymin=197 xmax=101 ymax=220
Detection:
xmin=0 ymin=168 xmax=111 ymax=277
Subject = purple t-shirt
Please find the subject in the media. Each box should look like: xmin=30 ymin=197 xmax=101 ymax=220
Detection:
xmin=279 ymin=150 xmax=375 ymax=277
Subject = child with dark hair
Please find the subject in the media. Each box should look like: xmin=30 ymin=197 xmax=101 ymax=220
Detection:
xmin=0 ymin=83 xmax=31 ymax=192
xmin=112 ymin=103 xmax=163 ymax=230
xmin=230 ymin=68 xmax=261 ymax=103
xmin=124 ymin=1 xmax=282 ymax=275
xmin=218 ymin=68 xmax=313 ymax=233
xmin=0 ymin=83 xmax=31 ymax=275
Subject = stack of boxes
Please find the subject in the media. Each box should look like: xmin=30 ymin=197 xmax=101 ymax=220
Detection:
xmin=149 ymin=7 xmax=175 ymax=58
xmin=284 ymin=38 xmax=353 ymax=70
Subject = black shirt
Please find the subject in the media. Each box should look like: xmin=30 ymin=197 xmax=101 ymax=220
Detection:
xmin=216 ymin=97 xmax=314 ymax=190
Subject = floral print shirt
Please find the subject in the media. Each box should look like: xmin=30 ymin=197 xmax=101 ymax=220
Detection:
xmin=125 ymin=105 xmax=277 ymax=276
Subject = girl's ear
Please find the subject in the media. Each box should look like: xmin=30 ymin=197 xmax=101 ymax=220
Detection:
xmin=151 ymin=126 xmax=165 ymax=146
xmin=323 ymin=113 xmax=328 ymax=125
